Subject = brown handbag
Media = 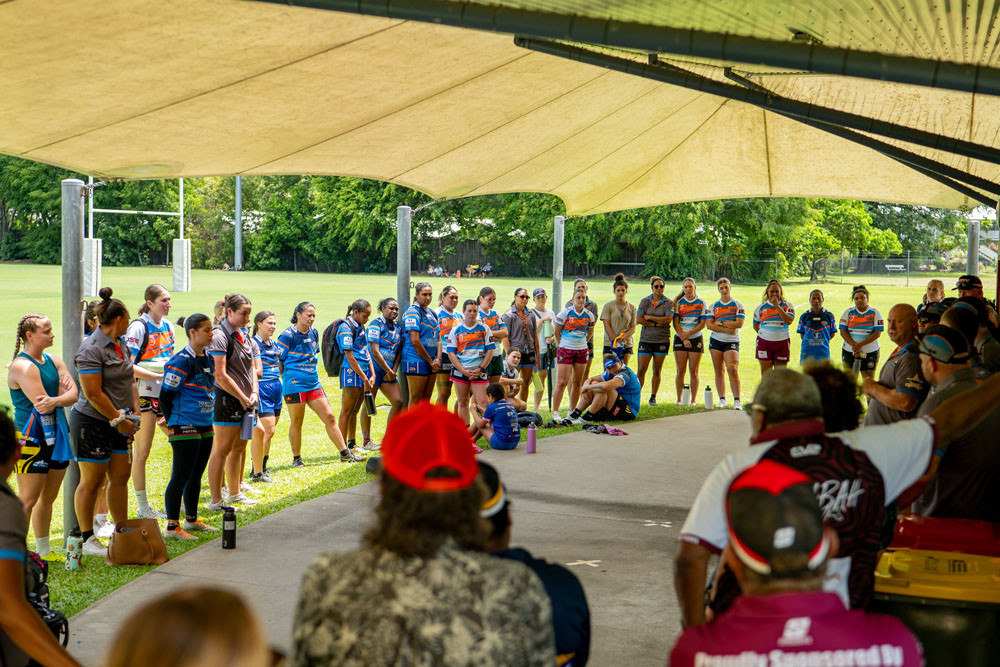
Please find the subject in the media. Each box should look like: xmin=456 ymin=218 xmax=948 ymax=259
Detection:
xmin=105 ymin=518 xmax=169 ymax=566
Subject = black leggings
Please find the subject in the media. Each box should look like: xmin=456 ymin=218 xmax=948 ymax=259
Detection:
xmin=164 ymin=426 xmax=213 ymax=523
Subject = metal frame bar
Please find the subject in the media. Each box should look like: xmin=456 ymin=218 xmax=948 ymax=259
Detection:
xmin=515 ymin=38 xmax=1000 ymax=167
xmin=91 ymin=208 xmax=181 ymax=216
xmin=251 ymin=0 xmax=1000 ymax=98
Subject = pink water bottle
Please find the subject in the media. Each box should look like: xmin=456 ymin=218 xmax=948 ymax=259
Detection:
xmin=526 ymin=424 xmax=536 ymax=453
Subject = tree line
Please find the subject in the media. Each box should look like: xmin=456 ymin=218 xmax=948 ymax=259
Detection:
xmin=0 ymin=155 xmax=972 ymax=280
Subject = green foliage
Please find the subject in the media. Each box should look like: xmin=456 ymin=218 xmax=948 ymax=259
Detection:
xmin=866 ymin=202 xmax=968 ymax=258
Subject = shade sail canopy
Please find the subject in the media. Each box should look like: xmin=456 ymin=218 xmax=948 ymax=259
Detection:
xmin=2 ymin=0 xmax=999 ymax=214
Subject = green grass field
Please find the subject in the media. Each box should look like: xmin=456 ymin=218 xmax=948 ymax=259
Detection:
xmin=0 ymin=263 xmax=935 ymax=616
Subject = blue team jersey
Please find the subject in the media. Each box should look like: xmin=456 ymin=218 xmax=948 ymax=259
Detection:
xmin=254 ymin=335 xmax=281 ymax=382
xmin=603 ymin=366 xmax=641 ymax=416
xmin=160 ymin=346 xmax=215 ymax=427
xmin=447 ymin=321 xmax=496 ymax=368
xmin=797 ymin=310 xmax=838 ymax=361
xmin=401 ymin=303 xmax=439 ymax=363
xmin=337 ymin=319 xmax=371 ymax=371
xmin=483 ymin=399 xmax=520 ymax=443
xmin=366 ymin=316 xmax=402 ymax=367
xmin=275 ymin=326 xmax=321 ymax=394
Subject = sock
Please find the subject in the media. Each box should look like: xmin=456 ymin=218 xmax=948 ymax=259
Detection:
xmin=82 ymin=530 xmax=94 ymax=542
xmin=582 ymin=411 xmax=595 ymax=422
xmin=346 ymin=439 xmax=356 ymax=450
xmin=568 ymin=409 xmax=581 ymax=419
xmin=167 ymin=522 xmax=179 ymax=531
xmin=362 ymin=431 xmax=370 ymax=442
xmin=293 ymin=455 xmax=302 ymax=461
xmin=185 ymin=515 xmax=197 ymax=524
xmin=96 ymin=512 xmax=108 ymax=526
xmin=35 ymin=536 xmax=50 ymax=556
xmin=262 ymin=455 xmax=269 ymax=471
xmin=135 ymin=489 xmax=150 ymax=512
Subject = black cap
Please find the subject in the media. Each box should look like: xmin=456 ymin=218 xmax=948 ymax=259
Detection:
xmin=954 ymin=275 xmax=984 ymax=291
xmin=917 ymin=301 xmax=948 ymax=323
xmin=917 ymin=324 xmax=971 ymax=364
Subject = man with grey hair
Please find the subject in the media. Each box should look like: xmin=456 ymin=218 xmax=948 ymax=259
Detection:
xmin=675 ymin=367 xmax=1000 ymax=628
xmin=862 ymin=303 xmax=928 ymax=425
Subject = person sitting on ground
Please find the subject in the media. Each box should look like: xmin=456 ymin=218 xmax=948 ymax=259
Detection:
xmin=291 ymin=403 xmax=554 ymax=666
xmin=563 ymin=353 xmax=640 ymax=425
xmin=435 ymin=265 xmax=443 ymax=277
xmin=0 ymin=409 xmax=80 ymax=667
xmin=105 ymin=587 xmax=271 ymax=667
xmin=674 ymin=367 xmax=1000 ymax=627
xmin=941 ymin=304 xmax=993 ymax=380
xmin=917 ymin=301 xmax=947 ymax=333
xmin=911 ymin=325 xmax=1000 ymax=522
xmin=801 ymin=362 xmax=863 ymax=434
xmin=479 ymin=462 xmax=591 ymax=665
xmin=861 ymin=304 xmax=928 ymax=425
xmin=500 ymin=349 xmax=527 ymax=411
xmin=796 ymin=289 xmax=837 ymax=364
xmin=670 ymin=460 xmax=922 ymax=667
xmin=470 ymin=383 xmax=521 ymax=451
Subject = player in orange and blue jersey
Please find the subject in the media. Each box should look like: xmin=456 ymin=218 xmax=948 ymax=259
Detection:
xmin=752 ymin=280 xmax=795 ymax=374
xmin=477 ymin=286 xmax=509 ymax=385
xmin=673 ymin=278 xmax=708 ymax=405
xmin=435 ymin=286 xmax=461 ymax=409
xmin=705 ymin=278 xmax=745 ymax=410
xmin=552 ymin=290 xmax=597 ymax=420
xmin=839 ymin=285 xmax=884 ymax=379
xmin=447 ymin=299 xmax=497 ymax=425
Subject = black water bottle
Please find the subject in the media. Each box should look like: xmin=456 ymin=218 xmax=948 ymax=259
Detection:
xmin=363 ymin=391 xmax=376 ymax=416
xmin=222 ymin=507 xmax=237 ymax=549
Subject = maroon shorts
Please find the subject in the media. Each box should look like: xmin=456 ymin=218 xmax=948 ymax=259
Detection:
xmin=755 ymin=337 xmax=790 ymax=363
xmin=284 ymin=388 xmax=326 ymax=404
xmin=557 ymin=347 xmax=589 ymax=365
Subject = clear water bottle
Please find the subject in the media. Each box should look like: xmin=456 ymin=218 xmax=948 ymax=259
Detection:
xmin=681 ymin=384 xmax=691 ymax=405
xmin=852 ymin=354 xmax=863 ymax=375
xmin=222 ymin=508 xmax=237 ymax=549
xmin=526 ymin=423 xmax=536 ymax=453
xmin=704 ymin=385 xmax=714 ymax=410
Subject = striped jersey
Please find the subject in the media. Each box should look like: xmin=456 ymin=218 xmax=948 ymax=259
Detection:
xmin=337 ymin=319 xmax=371 ymax=371
xmin=401 ymin=303 xmax=439 ymax=363
xmin=675 ymin=298 xmax=708 ymax=338
xmin=366 ymin=316 xmax=402 ymax=367
xmin=478 ymin=307 xmax=507 ymax=339
xmin=437 ymin=307 xmax=461 ymax=354
xmin=555 ymin=307 xmax=596 ymax=350
xmin=447 ymin=321 xmax=496 ymax=368
xmin=254 ymin=335 xmax=281 ymax=382
xmin=125 ymin=313 xmax=175 ymax=397
xmin=275 ymin=326 xmax=322 ymax=393
xmin=753 ymin=301 xmax=795 ymax=342
xmin=705 ymin=299 xmax=745 ymax=344
xmin=839 ymin=307 xmax=884 ymax=354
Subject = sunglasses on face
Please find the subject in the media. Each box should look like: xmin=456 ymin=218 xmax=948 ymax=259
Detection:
xmin=653 ymin=283 xmax=664 ymax=289
xmin=517 ymin=295 xmax=529 ymax=299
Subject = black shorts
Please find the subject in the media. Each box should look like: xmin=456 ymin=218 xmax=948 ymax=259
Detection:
xmin=673 ymin=335 xmax=704 ymax=353
xmin=438 ymin=359 xmax=454 ymax=375
xmin=607 ymin=394 xmax=637 ymax=422
xmin=214 ymin=390 xmax=250 ymax=426
xmin=15 ymin=426 xmax=70 ymax=474
xmin=637 ymin=341 xmax=669 ymax=356
xmin=518 ymin=350 xmax=536 ymax=368
xmin=602 ymin=344 xmax=634 ymax=357
xmin=449 ymin=366 xmax=489 ymax=384
xmin=709 ymin=338 xmax=740 ymax=353
xmin=842 ymin=349 xmax=880 ymax=371
xmin=139 ymin=396 xmax=162 ymax=416
xmin=71 ymin=409 xmax=132 ymax=463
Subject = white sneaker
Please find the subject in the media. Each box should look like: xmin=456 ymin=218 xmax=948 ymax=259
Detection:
xmin=207 ymin=499 xmax=231 ymax=512
xmin=717 ymin=398 xmax=728 ymax=410
xmin=552 ymin=411 xmax=562 ymax=423
xmin=226 ymin=492 xmax=259 ymax=506
xmin=239 ymin=481 xmax=259 ymax=495
xmin=82 ymin=535 xmax=108 ymax=557
xmin=137 ymin=505 xmax=166 ymax=520
xmin=733 ymin=399 xmax=743 ymax=411
xmin=96 ymin=520 xmax=115 ymax=539
xmin=570 ymin=415 xmax=587 ymax=425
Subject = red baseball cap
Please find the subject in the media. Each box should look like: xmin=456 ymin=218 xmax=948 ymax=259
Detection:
xmin=381 ymin=402 xmax=478 ymax=492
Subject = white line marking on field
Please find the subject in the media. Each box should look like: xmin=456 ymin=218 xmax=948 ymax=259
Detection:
xmin=566 ymin=560 xmax=602 ymax=567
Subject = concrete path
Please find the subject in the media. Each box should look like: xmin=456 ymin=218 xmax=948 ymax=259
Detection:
xmin=68 ymin=410 xmax=750 ymax=666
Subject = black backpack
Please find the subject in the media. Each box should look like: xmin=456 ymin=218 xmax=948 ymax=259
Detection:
xmin=25 ymin=552 xmax=69 ymax=650
xmin=130 ymin=318 xmax=149 ymax=360
xmin=322 ymin=318 xmax=359 ymax=377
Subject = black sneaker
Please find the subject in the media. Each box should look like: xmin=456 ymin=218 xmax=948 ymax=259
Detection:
xmin=649 ymin=396 xmax=658 ymax=406
xmin=291 ymin=458 xmax=306 ymax=468
xmin=340 ymin=450 xmax=366 ymax=463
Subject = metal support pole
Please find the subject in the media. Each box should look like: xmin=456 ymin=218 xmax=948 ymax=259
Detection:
xmin=397 ymin=206 xmax=412 ymax=407
xmin=87 ymin=176 xmax=94 ymax=238
xmin=967 ymin=220 xmax=981 ymax=275
xmin=234 ymin=176 xmax=243 ymax=268
xmin=179 ymin=178 xmax=185 ymax=240
xmin=551 ymin=215 xmax=565 ymax=394
xmin=61 ymin=178 xmax=85 ymax=541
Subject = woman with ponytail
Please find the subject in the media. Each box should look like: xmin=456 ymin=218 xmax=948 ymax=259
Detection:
xmin=337 ymin=299 xmax=375 ymax=452
xmin=599 ymin=273 xmax=637 ymax=364
xmin=7 ymin=313 xmax=77 ymax=561
xmin=250 ymin=311 xmax=279 ymax=482
xmin=399 ymin=282 xmax=440 ymax=405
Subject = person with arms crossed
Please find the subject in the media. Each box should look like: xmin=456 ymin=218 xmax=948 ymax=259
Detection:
xmin=478 ymin=287 xmax=509 ymax=388
xmin=705 ymin=278 xmax=744 ymax=410
xmin=670 ymin=459 xmax=922 ymax=667
xmin=797 ymin=289 xmax=837 ymax=364
xmin=564 ymin=279 xmax=600 ymax=399
xmin=447 ymin=299 xmax=497 ymax=426
xmin=635 ymin=276 xmax=673 ymax=406
xmin=599 ymin=273 xmax=637 ymax=364
xmin=502 ymin=288 xmax=541 ymax=406
xmin=337 ymin=299 xmax=375 ymax=453
xmin=551 ymin=290 xmax=596 ymax=422
xmin=435 ymin=286 xmax=461 ymax=410
xmin=530 ymin=288 xmax=556 ymax=412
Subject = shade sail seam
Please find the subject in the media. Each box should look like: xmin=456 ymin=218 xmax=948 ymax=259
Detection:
xmin=391 ymin=65 xmax=614 ymax=182
xmin=762 ymin=107 xmax=773 ymax=198
xmin=242 ymin=50 xmax=537 ymax=174
xmin=545 ymin=91 xmax=705 ymax=195
xmin=24 ymin=19 xmax=407 ymax=154
xmin=590 ymin=99 xmax=731 ymax=212
xmin=466 ymin=79 xmax=669 ymax=195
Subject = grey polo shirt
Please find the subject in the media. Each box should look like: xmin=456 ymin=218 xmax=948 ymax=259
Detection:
xmin=975 ymin=331 xmax=1000 ymax=373
xmin=864 ymin=340 xmax=929 ymax=426
xmin=914 ymin=367 xmax=1000 ymax=521
xmin=501 ymin=306 xmax=539 ymax=355
xmin=0 ymin=479 xmax=29 ymax=667
xmin=637 ymin=294 xmax=673 ymax=344
xmin=73 ymin=328 xmax=136 ymax=420
xmin=209 ymin=319 xmax=257 ymax=397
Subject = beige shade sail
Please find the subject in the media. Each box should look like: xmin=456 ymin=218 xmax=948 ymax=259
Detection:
xmin=1 ymin=0 xmax=998 ymax=215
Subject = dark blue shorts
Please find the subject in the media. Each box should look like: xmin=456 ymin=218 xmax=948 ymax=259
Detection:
xmin=340 ymin=364 xmax=370 ymax=389
xmin=490 ymin=433 xmax=520 ymax=450
xmin=257 ymin=379 xmax=283 ymax=418
xmin=373 ymin=365 xmax=398 ymax=387
xmin=402 ymin=359 xmax=432 ymax=376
